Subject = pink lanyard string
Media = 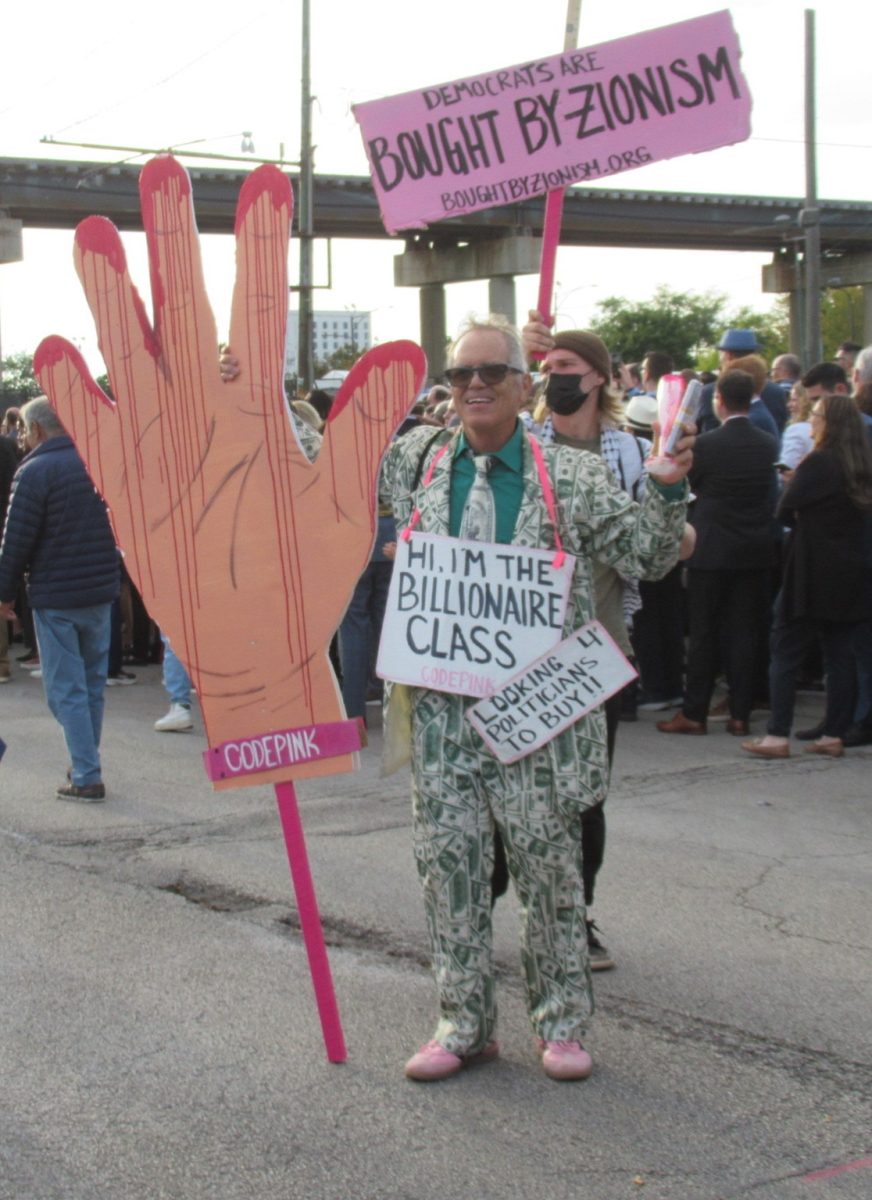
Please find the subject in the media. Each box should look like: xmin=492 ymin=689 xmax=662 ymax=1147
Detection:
xmin=528 ymin=435 xmax=566 ymax=568
xmin=401 ymin=432 xmax=566 ymax=569
xmin=401 ymin=441 xmax=452 ymax=541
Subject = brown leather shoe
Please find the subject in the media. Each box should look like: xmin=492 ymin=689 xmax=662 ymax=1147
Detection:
xmin=803 ymin=739 xmax=844 ymax=759
xmin=741 ymin=738 xmax=789 ymax=759
xmin=657 ymin=712 xmax=706 ymax=735
xmin=726 ymin=718 xmax=750 ymax=736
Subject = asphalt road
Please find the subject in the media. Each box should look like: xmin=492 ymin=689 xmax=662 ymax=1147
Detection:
xmin=1 ymin=663 xmax=870 ymax=1200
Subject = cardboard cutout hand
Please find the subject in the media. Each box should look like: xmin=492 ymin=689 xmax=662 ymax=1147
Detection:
xmin=34 ymin=157 xmax=425 ymax=787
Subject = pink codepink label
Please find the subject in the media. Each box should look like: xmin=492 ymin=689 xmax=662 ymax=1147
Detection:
xmin=203 ymin=718 xmax=365 ymax=781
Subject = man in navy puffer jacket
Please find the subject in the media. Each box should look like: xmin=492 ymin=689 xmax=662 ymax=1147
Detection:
xmin=0 ymin=397 xmax=119 ymax=800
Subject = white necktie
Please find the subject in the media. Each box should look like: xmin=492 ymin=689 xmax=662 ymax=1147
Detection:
xmin=459 ymin=453 xmax=496 ymax=542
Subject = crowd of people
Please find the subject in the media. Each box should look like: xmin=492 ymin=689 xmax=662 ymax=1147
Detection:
xmin=2 ymin=318 xmax=871 ymax=1084
xmin=381 ymin=326 xmax=872 ymax=762
xmin=649 ymin=336 xmax=872 ymax=759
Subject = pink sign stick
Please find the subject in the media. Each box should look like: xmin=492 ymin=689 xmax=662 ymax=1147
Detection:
xmin=803 ymin=1156 xmax=872 ymax=1182
xmin=533 ymin=189 xmax=566 ymax=357
xmin=274 ymin=781 xmax=347 ymax=1063
xmin=532 ymin=0 xmax=579 ymax=354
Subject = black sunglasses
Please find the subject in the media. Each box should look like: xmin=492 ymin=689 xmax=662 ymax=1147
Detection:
xmin=444 ymin=363 xmax=523 ymax=388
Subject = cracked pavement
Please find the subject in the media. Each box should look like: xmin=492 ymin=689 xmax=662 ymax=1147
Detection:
xmin=1 ymin=666 xmax=870 ymax=1199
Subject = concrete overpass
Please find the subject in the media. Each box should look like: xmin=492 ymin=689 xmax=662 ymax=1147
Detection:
xmin=3 ymin=156 xmax=872 ymax=367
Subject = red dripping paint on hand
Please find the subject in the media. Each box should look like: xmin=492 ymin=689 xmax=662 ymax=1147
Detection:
xmin=235 ymin=165 xmax=292 ymax=236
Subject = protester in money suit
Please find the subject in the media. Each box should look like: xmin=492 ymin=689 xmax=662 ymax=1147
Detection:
xmin=380 ymin=316 xmax=693 ymax=1082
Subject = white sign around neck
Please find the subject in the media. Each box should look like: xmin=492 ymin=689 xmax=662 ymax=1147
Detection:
xmin=376 ymin=532 xmax=575 ymax=698
xmin=466 ymin=620 xmax=637 ymax=763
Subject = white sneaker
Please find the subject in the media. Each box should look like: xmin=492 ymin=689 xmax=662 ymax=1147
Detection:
xmin=154 ymin=703 xmax=193 ymax=732
xmin=106 ymin=669 xmax=137 ymax=686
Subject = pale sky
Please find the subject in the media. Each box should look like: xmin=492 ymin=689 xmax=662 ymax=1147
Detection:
xmin=1 ymin=0 xmax=869 ymax=373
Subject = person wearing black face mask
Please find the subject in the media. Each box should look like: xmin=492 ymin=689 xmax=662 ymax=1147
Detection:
xmin=492 ymin=318 xmax=694 ymax=973
xmin=529 ymin=326 xmax=621 ymax=442
xmin=522 ymin=322 xmax=649 ymax=969
xmin=544 ymin=368 xmax=601 ymax=416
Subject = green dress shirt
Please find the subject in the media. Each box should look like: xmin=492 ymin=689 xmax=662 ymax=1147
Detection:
xmin=448 ymin=421 xmax=525 ymax=544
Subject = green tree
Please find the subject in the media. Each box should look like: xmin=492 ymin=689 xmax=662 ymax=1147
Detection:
xmin=588 ymin=287 xmax=725 ymax=368
xmin=821 ymin=286 xmax=864 ymax=359
xmin=0 ymin=351 xmax=41 ymax=402
xmin=588 ymin=287 xmax=793 ymax=372
xmin=95 ymin=373 xmax=114 ymax=400
xmin=313 ymin=342 xmax=361 ymax=377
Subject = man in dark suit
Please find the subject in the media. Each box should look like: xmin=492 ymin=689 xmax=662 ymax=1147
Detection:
xmin=657 ymin=370 xmax=778 ymax=737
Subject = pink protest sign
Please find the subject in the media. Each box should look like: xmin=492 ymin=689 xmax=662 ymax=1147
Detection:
xmin=353 ymin=9 xmax=750 ymax=233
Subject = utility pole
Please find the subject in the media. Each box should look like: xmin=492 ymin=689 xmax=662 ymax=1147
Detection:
xmin=298 ymin=0 xmax=315 ymax=390
xmin=803 ymin=8 xmax=822 ymax=366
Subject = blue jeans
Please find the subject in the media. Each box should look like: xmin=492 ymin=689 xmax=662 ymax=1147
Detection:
xmin=161 ymin=637 xmax=191 ymax=706
xmin=339 ymin=561 xmax=393 ymax=719
xmin=339 ymin=513 xmax=395 ymax=720
xmin=0 ymin=611 xmax=9 ymax=676
xmin=34 ymin=604 xmax=111 ymax=786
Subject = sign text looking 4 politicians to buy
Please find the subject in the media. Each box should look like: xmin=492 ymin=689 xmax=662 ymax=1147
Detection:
xmin=467 ymin=621 xmax=637 ymax=764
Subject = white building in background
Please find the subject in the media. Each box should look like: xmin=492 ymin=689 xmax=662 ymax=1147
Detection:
xmin=284 ymin=309 xmax=372 ymax=377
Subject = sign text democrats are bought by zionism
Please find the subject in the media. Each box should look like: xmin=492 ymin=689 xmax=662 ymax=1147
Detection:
xmin=354 ymin=10 xmax=750 ymax=233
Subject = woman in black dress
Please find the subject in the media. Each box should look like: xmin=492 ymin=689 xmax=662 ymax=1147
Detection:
xmin=742 ymin=393 xmax=872 ymax=759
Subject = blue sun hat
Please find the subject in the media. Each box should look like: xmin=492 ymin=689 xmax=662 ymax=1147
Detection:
xmin=717 ymin=329 xmax=760 ymax=353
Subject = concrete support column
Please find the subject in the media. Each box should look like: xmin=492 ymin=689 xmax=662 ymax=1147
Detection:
xmin=788 ymin=290 xmax=804 ymax=361
xmin=488 ymin=276 xmax=516 ymax=324
xmin=0 ymin=216 xmax=23 ymax=264
xmin=419 ymin=283 xmax=446 ymax=384
xmin=766 ymin=252 xmax=872 ymax=360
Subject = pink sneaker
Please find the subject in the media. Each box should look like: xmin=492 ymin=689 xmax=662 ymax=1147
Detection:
xmin=404 ymin=1039 xmax=499 ymax=1082
xmin=539 ymin=1040 xmax=594 ymax=1081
